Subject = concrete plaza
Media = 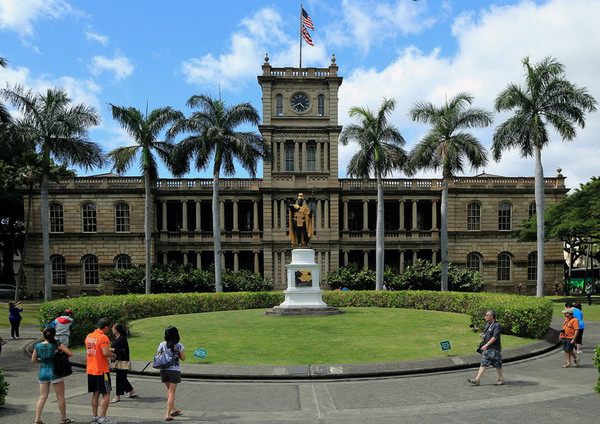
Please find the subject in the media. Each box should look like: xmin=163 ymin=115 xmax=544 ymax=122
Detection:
xmin=1 ymin=317 xmax=599 ymax=423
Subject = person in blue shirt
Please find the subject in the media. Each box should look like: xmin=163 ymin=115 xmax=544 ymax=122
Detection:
xmin=8 ymin=300 xmax=23 ymax=339
xmin=571 ymin=302 xmax=585 ymax=354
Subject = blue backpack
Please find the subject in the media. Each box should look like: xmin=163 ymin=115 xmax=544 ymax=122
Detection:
xmin=152 ymin=347 xmax=178 ymax=369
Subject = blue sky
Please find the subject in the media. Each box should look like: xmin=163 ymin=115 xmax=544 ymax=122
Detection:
xmin=1 ymin=0 xmax=598 ymax=190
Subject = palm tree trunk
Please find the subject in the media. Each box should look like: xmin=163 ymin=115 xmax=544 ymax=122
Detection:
xmin=15 ymin=189 xmax=33 ymax=301
xmin=440 ymin=172 xmax=449 ymax=291
xmin=534 ymin=145 xmax=545 ymax=297
xmin=41 ymin=171 xmax=51 ymax=301
xmin=213 ymin=170 xmax=223 ymax=292
xmin=375 ymin=173 xmax=384 ymax=291
xmin=144 ymin=172 xmax=152 ymax=295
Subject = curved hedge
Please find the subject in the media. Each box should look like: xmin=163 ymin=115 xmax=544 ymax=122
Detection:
xmin=39 ymin=290 xmax=553 ymax=346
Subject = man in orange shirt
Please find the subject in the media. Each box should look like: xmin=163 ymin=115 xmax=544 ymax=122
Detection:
xmin=559 ymin=308 xmax=580 ymax=368
xmin=85 ymin=318 xmax=117 ymax=424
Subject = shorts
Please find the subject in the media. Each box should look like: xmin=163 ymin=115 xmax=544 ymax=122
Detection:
xmin=87 ymin=373 xmax=112 ymax=394
xmin=480 ymin=347 xmax=502 ymax=369
xmin=39 ymin=377 xmax=64 ymax=384
xmin=575 ymin=329 xmax=583 ymax=345
xmin=160 ymin=369 xmax=181 ymax=384
xmin=561 ymin=338 xmax=575 ymax=352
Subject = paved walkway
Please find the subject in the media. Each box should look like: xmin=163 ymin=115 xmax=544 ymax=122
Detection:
xmin=1 ymin=317 xmax=599 ymax=423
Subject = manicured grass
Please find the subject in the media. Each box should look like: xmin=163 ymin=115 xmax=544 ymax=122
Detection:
xmin=548 ymin=295 xmax=600 ymax=321
xmin=1 ymin=301 xmax=41 ymax=327
xmin=124 ymin=308 xmax=535 ymax=365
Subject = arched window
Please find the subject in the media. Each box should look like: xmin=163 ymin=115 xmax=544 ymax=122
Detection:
xmin=317 ymin=94 xmax=325 ymax=116
xmin=285 ymin=145 xmax=295 ymax=171
xmin=306 ymin=145 xmax=316 ymax=171
xmin=528 ymin=201 xmax=536 ymax=219
xmin=115 ymin=202 xmax=130 ymax=232
xmin=49 ymin=203 xmax=64 ymax=233
xmin=466 ymin=253 xmax=482 ymax=273
xmin=83 ymin=255 xmax=99 ymax=285
xmin=497 ymin=253 xmax=511 ymax=281
xmin=467 ymin=202 xmax=481 ymax=231
xmin=498 ymin=202 xmax=512 ymax=231
xmin=115 ymin=255 xmax=132 ymax=271
xmin=276 ymin=94 xmax=283 ymax=116
xmin=82 ymin=203 xmax=97 ymax=233
xmin=528 ymin=252 xmax=537 ymax=281
xmin=51 ymin=255 xmax=66 ymax=285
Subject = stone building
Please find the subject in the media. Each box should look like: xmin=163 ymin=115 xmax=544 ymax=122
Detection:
xmin=23 ymin=56 xmax=568 ymax=298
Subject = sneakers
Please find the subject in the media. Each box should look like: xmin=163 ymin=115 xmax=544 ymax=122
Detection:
xmin=91 ymin=417 xmax=100 ymax=423
xmin=561 ymin=363 xmax=571 ymax=368
xmin=97 ymin=418 xmax=117 ymax=424
xmin=574 ymin=358 xmax=581 ymax=367
xmin=467 ymin=378 xmax=480 ymax=386
xmin=576 ymin=350 xmax=583 ymax=354
xmin=494 ymin=379 xmax=505 ymax=386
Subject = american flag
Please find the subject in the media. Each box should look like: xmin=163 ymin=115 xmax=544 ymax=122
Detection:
xmin=301 ymin=8 xmax=314 ymax=31
xmin=302 ymin=25 xmax=314 ymax=46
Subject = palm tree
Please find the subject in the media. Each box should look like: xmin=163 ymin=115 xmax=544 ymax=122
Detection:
xmin=1 ymin=85 xmax=103 ymax=301
xmin=167 ymin=95 xmax=270 ymax=292
xmin=339 ymin=98 xmax=409 ymax=291
xmin=492 ymin=56 xmax=597 ymax=297
xmin=0 ymin=57 xmax=12 ymax=125
xmin=409 ymin=92 xmax=492 ymax=291
xmin=108 ymin=104 xmax=184 ymax=295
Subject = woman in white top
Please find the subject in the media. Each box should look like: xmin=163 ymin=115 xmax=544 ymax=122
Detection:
xmin=157 ymin=326 xmax=185 ymax=421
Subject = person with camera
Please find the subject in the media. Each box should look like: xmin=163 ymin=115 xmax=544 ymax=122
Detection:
xmin=8 ymin=300 xmax=23 ymax=339
xmin=467 ymin=309 xmax=504 ymax=386
xmin=559 ymin=308 xmax=580 ymax=367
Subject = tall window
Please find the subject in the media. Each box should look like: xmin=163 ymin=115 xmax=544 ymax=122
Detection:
xmin=115 ymin=255 xmax=132 ymax=271
xmin=317 ymin=94 xmax=325 ymax=116
xmin=49 ymin=203 xmax=64 ymax=233
xmin=498 ymin=202 xmax=512 ymax=231
xmin=115 ymin=203 xmax=130 ymax=232
xmin=466 ymin=253 xmax=482 ymax=273
xmin=528 ymin=252 xmax=537 ymax=281
xmin=306 ymin=145 xmax=316 ymax=171
xmin=82 ymin=203 xmax=97 ymax=233
xmin=276 ymin=94 xmax=283 ymax=116
xmin=497 ymin=253 xmax=511 ymax=281
xmin=528 ymin=201 xmax=536 ymax=219
xmin=51 ymin=255 xmax=66 ymax=285
xmin=83 ymin=255 xmax=99 ymax=285
xmin=285 ymin=145 xmax=294 ymax=171
xmin=467 ymin=202 xmax=481 ymax=231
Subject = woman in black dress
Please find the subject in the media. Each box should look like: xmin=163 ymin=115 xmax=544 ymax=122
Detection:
xmin=109 ymin=323 xmax=137 ymax=403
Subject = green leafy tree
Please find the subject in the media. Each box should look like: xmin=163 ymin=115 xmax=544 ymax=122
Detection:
xmin=409 ymin=92 xmax=491 ymax=291
xmin=107 ymin=104 xmax=184 ymax=294
xmin=1 ymin=85 xmax=103 ymax=301
xmin=493 ymin=57 xmax=597 ymax=297
xmin=167 ymin=95 xmax=270 ymax=292
xmin=0 ymin=57 xmax=11 ymax=125
xmin=340 ymin=98 xmax=409 ymax=291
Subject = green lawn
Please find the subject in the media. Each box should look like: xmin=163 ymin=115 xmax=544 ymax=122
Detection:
xmin=2 ymin=301 xmax=41 ymax=327
xmin=123 ymin=308 xmax=535 ymax=365
xmin=548 ymin=295 xmax=600 ymax=321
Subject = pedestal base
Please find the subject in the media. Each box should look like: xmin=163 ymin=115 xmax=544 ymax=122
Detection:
xmin=264 ymin=306 xmax=344 ymax=316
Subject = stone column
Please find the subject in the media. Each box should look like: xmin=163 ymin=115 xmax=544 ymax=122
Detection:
xmin=253 ymin=201 xmax=259 ymax=231
xmin=280 ymin=251 xmax=286 ymax=285
xmin=294 ymin=141 xmax=299 ymax=171
xmin=363 ymin=200 xmax=369 ymax=230
xmin=399 ymin=200 xmax=405 ymax=230
xmin=162 ymin=201 xmax=167 ymax=231
xmin=221 ymin=252 xmax=225 ymax=270
xmin=363 ymin=250 xmax=369 ymax=269
xmin=195 ymin=201 xmax=201 ymax=231
xmin=324 ymin=199 xmax=330 ymax=229
xmin=280 ymin=199 xmax=286 ymax=229
xmin=344 ymin=250 xmax=349 ymax=266
xmin=272 ymin=142 xmax=278 ymax=171
xmin=254 ymin=251 xmax=260 ymax=274
xmin=400 ymin=251 xmax=405 ymax=272
xmin=196 ymin=252 xmax=202 ymax=269
xmin=432 ymin=250 xmax=437 ymax=265
xmin=162 ymin=252 xmax=168 ymax=265
xmin=220 ymin=201 xmax=225 ymax=230
xmin=233 ymin=200 xmax=239 ymax=231
xmin=280 ymin=141 xmax=285 ymax=172
xmin=316 ymin=199 xmax=322 ymax=229
xmin=233 ymin=251 xmax=239 ymax=271
xmin=323 ymin=142 xmax=329 ymax=172
xmin=412 ymin=200 xmax=418 ymax=230
xmin=273 ymin=251 xmax=279 ymax=286
xmin=413 ymin=250 xmax=418 ymax=264
xmin=343 ymin=200 xmax=349 ymax=230
xmin=302 ymin=142 xmax=307 ymax=171
xmin=325 ymin=251 xmax=330 ymax=276
xmin=181 ymin=200 xmax=188 ymax=231
xmin=316 ymin=142 xmax=322 ymax=172
xmin=273 ymin=200 xmax=278 ymax=229
xmin=182 ymin=251 xmax=188 ymax=265
xmin=432 ymin=200 xmax=438 ymax=230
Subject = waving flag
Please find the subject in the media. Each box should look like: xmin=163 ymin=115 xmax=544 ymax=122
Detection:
xmin=302 ymin=25 xmax=314 ymax=46
xmin=302 ymin=8 xmax=314 ymax=31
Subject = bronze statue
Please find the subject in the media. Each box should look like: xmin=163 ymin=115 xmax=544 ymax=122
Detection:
xmin=288 ymin=193 xmax=314 ymax=246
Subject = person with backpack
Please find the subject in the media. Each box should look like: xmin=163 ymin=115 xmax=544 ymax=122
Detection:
xmin=157 ymin=326 xmax=185 ymax=421
xmin=53 ymin=309 xmax=75 ymax=347
xmin=31 ymin=326 xmax=75 ymax=424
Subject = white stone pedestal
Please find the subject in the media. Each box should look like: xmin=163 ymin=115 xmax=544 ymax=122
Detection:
xmin=266 ymin=248 xmax=342 ymax=316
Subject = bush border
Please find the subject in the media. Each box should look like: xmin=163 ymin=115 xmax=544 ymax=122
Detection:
xmin=39 ymin=290 xmax=553 ymax=345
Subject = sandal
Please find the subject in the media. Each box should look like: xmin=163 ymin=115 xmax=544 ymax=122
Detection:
xmin=60 ymin=419 xmax=76 ymax=424
xmin=34 ymin=421 xmax=46 ymax=424
xmin=170 ymin=409 xmax=182 ymax=416
xmin=126 ymin=392 xmax=138 ymax=398
xmin=110 ymin=397 xmax=121 ymax=403
xmin=165 ymin=418 xmax=173 ymax=422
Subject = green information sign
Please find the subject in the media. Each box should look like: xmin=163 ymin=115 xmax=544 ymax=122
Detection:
xmin=193 ymin=348 xmax=208 ymax=359
xmin=440 ymin=340 xmax=451 ymax=351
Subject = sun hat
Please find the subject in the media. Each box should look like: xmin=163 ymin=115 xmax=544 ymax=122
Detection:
xmin=562 ymin=308 xmax=574 ymax=314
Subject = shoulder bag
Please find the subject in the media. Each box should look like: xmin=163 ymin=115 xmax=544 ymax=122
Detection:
xmin=53 ymin=347 xmax=73 ymax=377
xmin=112 ymin=360 xmax=132 ymax=370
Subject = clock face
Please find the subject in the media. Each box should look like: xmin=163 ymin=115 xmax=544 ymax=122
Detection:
xmin=291 ymin=93 xmax=310 ymax=112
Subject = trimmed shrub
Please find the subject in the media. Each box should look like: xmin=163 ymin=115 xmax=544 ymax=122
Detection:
xmin=595 ymin=343 xmax=600 ymax=393
xmin=40 ymin=290 xmax=551 ymax=347
xmin=0 ymin=367 xmax=8 ymax=406
xmin=102 ymin=264 xmax=273 ymax=294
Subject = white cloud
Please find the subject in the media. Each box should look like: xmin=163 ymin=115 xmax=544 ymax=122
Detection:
xmin=90 ymin=54 xmax=134 ymax=81
xmin=337 ymin=0 xmax=600 ymax=190
xmin=85 ymin=30 xmax=109 ymax=45
xmin=0 ymin=0 xmax=78 ymax=38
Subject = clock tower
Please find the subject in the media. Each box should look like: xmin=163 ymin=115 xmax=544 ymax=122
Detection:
xmin=257 ymin=54 xmax=343 ymax=287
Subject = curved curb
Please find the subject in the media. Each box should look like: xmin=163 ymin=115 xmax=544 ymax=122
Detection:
xmin=40 ymin=327 xmax=560 ymax=380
